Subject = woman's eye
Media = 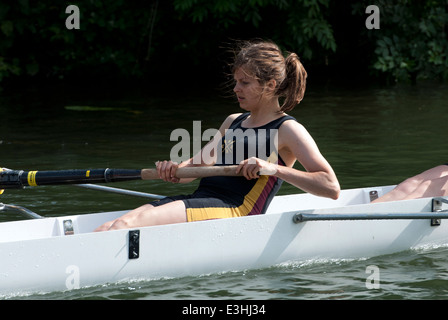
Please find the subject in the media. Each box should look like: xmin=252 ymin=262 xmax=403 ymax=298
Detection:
xmin=233 ymin=79 xmax=250 ymax=86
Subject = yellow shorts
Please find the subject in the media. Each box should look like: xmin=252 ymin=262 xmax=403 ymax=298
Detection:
xmin=150 ymin=194 xmax=252 ymax=222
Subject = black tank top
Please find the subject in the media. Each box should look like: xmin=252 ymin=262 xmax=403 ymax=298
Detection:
xmin=193 ymin=113 xmax=296 ymax=215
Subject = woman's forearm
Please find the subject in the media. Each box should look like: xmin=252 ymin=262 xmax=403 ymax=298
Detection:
xmin=274 ymin=165 xmax=340 ymax=200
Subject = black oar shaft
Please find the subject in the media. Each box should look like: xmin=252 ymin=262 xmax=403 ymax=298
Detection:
xmin=0 ymin=166 xmax=242 ymax=190
xmin=0 ymin=169 xmax=142 ymax=189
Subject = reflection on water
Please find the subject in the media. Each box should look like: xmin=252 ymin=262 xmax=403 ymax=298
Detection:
xmin=300 ymin=83 xmax=448 ymax=189
xmin=1 ymin=82 xmax=448 ymax=300
xmin=0 ymin=82 xmax=447 ymax=219
xmin=10 ymin=245 xmax=448 ymax=300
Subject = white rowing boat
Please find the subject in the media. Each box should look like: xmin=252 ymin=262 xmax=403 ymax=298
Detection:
xmin=1 ymin=184 xmax=448 ymax=297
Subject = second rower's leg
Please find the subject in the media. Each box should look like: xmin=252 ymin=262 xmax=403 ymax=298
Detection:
xmin=374 ymin=165 xmax=448 ymax=202
xmin=402 ymin=175 xmax=448 ymax=200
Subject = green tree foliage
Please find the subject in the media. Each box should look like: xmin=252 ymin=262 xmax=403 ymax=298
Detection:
xmin=0 ymin=0 xmax=337 ymax=84
xmin=173 ymin=0 xmax=336 ymax=59
xmin=0 ymin=1 xmax=446 ymax=85
xmin=354 ymin=0 xmax=448 ymax=83
xmin=0 ymin=1 xmax=157 ymax=82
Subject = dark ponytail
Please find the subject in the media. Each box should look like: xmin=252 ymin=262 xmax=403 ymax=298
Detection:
xmin=276 ymin=53 xmax=307 ymax=112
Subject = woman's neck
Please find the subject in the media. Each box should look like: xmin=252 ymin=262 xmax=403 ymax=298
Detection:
xmin=245 ymin=99 xmax=284 ymax=127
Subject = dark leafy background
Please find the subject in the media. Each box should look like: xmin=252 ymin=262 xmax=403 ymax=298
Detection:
xmin=0 ymin=0 xmax=447 ymax=88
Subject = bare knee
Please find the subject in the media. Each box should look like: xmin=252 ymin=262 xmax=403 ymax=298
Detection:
xmin=109 ymin=201 xmax=186 ymax=230
xmin=404 ymin=178 xmax=445 ymax=199
xmin=395 ymin=177 xmax=423 ymax=194
xmin=108 ymin=218 xmax=132 ymax=230
xmin=96 ymin=201 xmax=187 ymax=231
xmin=129 ymin=204 xmax=154 ymax=215
xmin=94 ymin=204 xmax=154 ymax=231
xmin=109 ymin=204 xmax=155 ymax=230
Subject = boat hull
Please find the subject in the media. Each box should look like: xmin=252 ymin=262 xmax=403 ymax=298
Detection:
xmin=1 ymin=186 xmax=447 ymax=296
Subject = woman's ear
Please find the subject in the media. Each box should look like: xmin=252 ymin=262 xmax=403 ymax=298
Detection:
xmin=266 ymin=79 xmax=277 ymax=93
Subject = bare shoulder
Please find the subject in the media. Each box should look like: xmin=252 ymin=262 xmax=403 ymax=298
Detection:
xmin=278 ymin=119 xmax=320 ymax=156
xmin=278 ymin=118 xmax=332 ymax=172
xmin=219 ymin=113 xmax=243 ymax=131
xmin=225 ymin=113 xmax=243 ymax=123
xmin=279 ymin=119 xmax=311 ymax=140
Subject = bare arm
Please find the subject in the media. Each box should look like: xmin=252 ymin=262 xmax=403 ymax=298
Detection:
xmin=156 ymin=114 xmax=242 ymax=183
xmin=237 ymin=120 xmax=340 ymax=199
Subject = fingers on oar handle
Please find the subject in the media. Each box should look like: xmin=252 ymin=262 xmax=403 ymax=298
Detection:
xmin=141 ymin=165 xmax=241 ymax=180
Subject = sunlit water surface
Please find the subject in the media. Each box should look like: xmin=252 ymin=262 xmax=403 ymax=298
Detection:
xmin=1 ymin=82 xmax=447 ymax=300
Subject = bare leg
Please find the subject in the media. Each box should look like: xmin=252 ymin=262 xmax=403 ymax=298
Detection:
xmin=402 ymin=175 xmax=448 ymax=200
xmin=374 ymin=165 xmax=448 ymax=202
xmin=94 ymin=200 xmax=187 ymax=231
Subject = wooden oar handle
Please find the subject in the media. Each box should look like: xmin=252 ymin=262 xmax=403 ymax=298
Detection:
xmin=141 ymin=165 xmax=241 ymax=180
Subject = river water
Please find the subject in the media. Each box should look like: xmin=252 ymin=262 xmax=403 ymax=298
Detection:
xmin=0 ymin=81 xmax=447 ymax=300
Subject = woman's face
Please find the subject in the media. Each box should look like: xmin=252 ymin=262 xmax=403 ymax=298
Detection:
xmin=233 ymin=67 xmax=264 ymax=111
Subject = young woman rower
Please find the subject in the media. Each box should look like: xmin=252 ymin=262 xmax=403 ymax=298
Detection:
xmin=95 ymin=40 xmax=340 ymax=231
